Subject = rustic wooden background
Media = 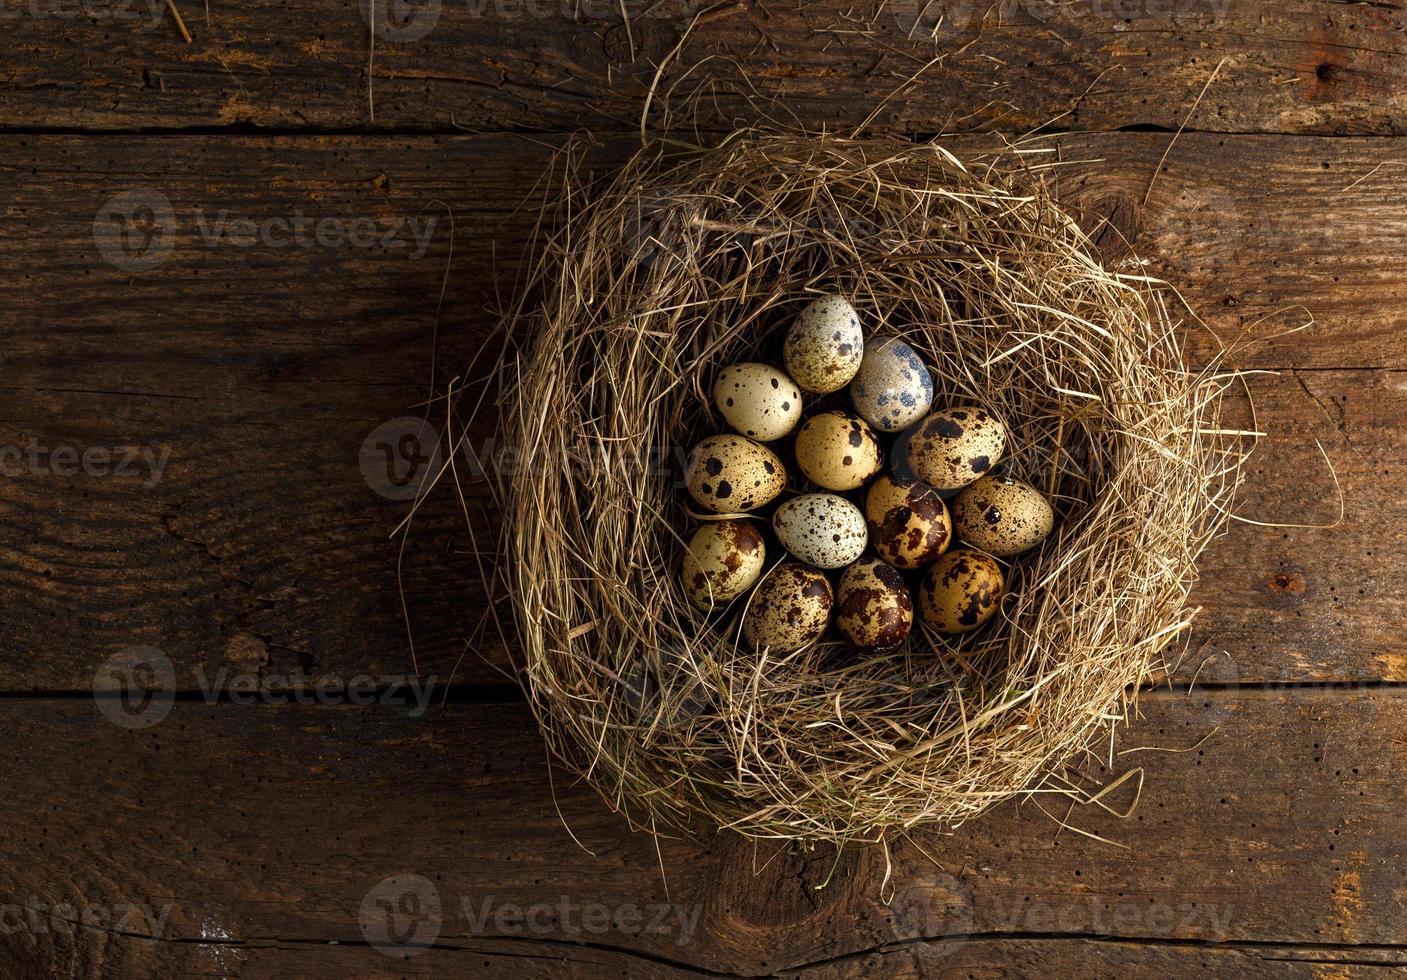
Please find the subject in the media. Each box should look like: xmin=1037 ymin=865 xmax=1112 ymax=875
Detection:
xmin=2 ymin=1 xmax=1404 ymax=976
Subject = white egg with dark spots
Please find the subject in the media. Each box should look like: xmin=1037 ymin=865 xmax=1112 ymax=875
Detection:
xmin=952 ymin=474 xmax=1055 ymax=557
xmin=713 ymin=362 xmax=803 ymax=442
xmin=772 ymin=492 xmax=868 ymax=569
xmin=742 ymin=563 xmax=833 ymax=651
xmin=906 ymin=405 xmax=1007 ymax=491
xmin=783 ymin=294 xmax=864 ymax=394
xmin=684 ymin=434 xmax=786 ymax=513
xmin=681 ymin=520 xmax=766 ymax=609
xmin=793 ymin=411 xmax=882 ymax=491
xmin=850 ymin=338 xmax=934 ymax=432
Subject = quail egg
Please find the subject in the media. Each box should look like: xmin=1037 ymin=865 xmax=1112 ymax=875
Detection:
xmin=773 ymin=493 xmax=868 ymax=569
xmin=864 ymin=475 xmax=952 ymax=569
xmin=952 ymin=474 xmax=1055 ymax=557
xmin=850 ymin=338 xmax=934 ymax=433
xmin=783 ymin=294 xmax=864 ymax=394
xmin=836 ymin=557 xmax=913 ymax=650
xmin=918 ymin=550 xmax=1005 ymax=634
xmin=681 ymin=520 xmax=767 ymax=609
xmin=793 ymin=411 xmax=882 ymax=491
xmin=906 ymin=406 xmax=1007 ymax=491
xmin=742 ymin=562 xmax=833 ymax=651
xmin=713 ymin=362 xmax=803 ymax=442
xmin=684 ymin=434 xmax=786 ymax=513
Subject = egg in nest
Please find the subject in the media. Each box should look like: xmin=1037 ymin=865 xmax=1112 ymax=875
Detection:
xmin=773 ymin=493 xmax=868 ymax=569
xmin=783 ymin=294 xmax=864 ymax=394
xmin=684 ymin=434 xmax=786 ymax=513
xmin=681 ymin=520 xmax=766 ymax=609
xmin=793 ymin=411 xmax=882 ymax=491
xmin=850 ymin=338 xmax=934 ymax=433
xmin=836 ymin=557 xmax=913 ymax=650
xmin=864 ymin=474 xmax=951 ymax=569
xmin=742 ymin=562 xmax=833 ymax=651
xmin=952 ymin=474 xmax=1054 ymax=557
xmin=906 ymin=406 xmax=1006 ymax=491
xmin=918 ymin=549 xmax=1004 ymax=634
xmin=713 ymin=362 xmax=802 ymax=442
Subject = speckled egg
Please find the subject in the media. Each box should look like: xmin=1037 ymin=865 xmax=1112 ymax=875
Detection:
xmin=918 ymin=550 xmax=1005 ymax=634
xmin=783 ymin=294 xmax=864 ymax=394
xmin=864 ymin=475 xmax=952 ymax=569
xmin=850 ymin=338 xmax=934 ymax=433
xmin=772 ymin=493 xmax=868 ymax=569
xmin=684 ymin=434 xmax=786 ymax=513
xmin=713 ymin=362 xmax=803 ymax=442
xmin=681 ymin=520 xmax=767 ymax=609
xmin=836 ymin=557 xmax=913 ymax=650
xmin=952 ymin=475 xmax=1055 ymax=558
xmin=742 ymin=562 xmax=833 ymax=651
xmin=906 ymin=406 xmax=1007 ymax=491
xmin=793 ymin=411 xmax=882 ymax=491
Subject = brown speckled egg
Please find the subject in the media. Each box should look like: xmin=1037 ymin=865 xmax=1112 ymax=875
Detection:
xmin=681 ymin=520 xmax=766 ymax=609
xmin=864 ymin=475 xmax=952 ymax=569
xmin=836 ymin=557 xmax=913 ymax=650
xmin=918 ymin=550 xmax=1004 ymax=634
xmin=793 ymin=411 xmax=882 ymax=491
xmin=773 ymin=493 xmax=868 ymax=569
xmin=906 ymin=406 xmax=1007 ymax=491
xmin=713 ymin=362 xmax=803 ymax=442
xmin=952 ymin=475 xmax=1055 ymax=557
xmin=783 ymin=294 xmax=864 ymax=394
xmin=742 ymin=563 xmax=833 ymax=651
xmin=684 ymin=434 xmax=786 ymax=513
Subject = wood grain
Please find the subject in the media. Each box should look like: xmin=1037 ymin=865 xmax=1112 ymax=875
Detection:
xmin=7 ymin=0 xmax=1404 ymax=974
xmin=3 ymin=1 xmax=1405 ymax=135
xmin=1 ymin=694 xmax=1404 ymax=976
xmin=30 ymin=935 xmax=1403 ymax=978
xmin=1 ymin=131 xmax=1402 ymax=692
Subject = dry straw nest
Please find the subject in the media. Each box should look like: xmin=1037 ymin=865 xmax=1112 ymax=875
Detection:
xmin=493 ymin=132 xmax=1246 ymax=844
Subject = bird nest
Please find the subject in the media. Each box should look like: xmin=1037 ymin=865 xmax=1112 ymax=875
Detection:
xmin=489 ymin=132 xmax=1246 ymax=843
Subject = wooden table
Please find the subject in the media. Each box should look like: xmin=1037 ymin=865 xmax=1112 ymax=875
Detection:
xmin=2 ymin=2 xmax=1403 ymax=976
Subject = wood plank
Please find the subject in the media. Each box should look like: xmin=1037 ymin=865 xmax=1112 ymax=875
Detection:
xmin=1 ymin=131 xmax=1402 ymax=692
xmin=1 ymin=693 xmax=1405 ymax=975
xmin=3 ymin=1 xmax=1406 ymax=135
xmin=32 ymin=934 xmax=1404 ymax=978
